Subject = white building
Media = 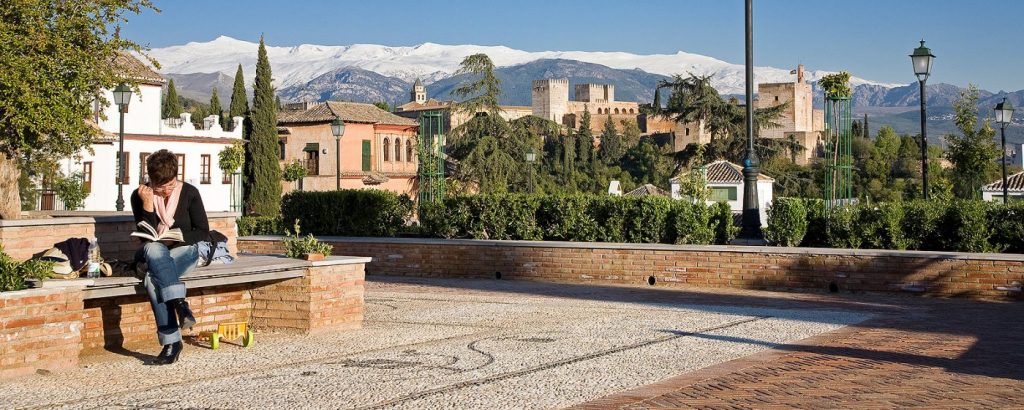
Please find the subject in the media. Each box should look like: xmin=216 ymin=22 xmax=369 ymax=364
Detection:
xmin=670 ymin=161 xmax=774 ymax=226
xmin=981 ymin=171 xmax=1024 ymax=202
xmin=53 ymin=53 xmax=243 ymax=212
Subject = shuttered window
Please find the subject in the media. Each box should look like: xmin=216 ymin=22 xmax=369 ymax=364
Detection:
xmin=711 ymin=187 xmax=737 ymax=202
xmin=361 ymin=140 xmax=371 ymax=171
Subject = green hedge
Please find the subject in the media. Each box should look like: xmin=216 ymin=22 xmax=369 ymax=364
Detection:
xmin=238 ymin=215 xmax=283 ymax=236
xmin=280 ymin=190 xmax=413 ymax=237
xmin=420 ymin=194 xmax=735 ymax=245
xmin=767 ymin=198 xmax=1022 ymax=253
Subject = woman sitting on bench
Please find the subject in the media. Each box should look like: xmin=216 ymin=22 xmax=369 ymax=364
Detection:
xmin=131 ymin=149 xmax=208 ymax=365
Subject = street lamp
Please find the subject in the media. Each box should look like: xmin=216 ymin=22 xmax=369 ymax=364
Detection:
xmin=995 ymin=97 xmax=1015 ymax=204
xmin=525 ymin=147 xmax=536 ymax=193
xmin=910 ymin=40 xmax=935 ymax=200
xmin=739 ymin=0 xmax=761 ymax=240
xmin=112 ymin=83 xmax=132 ymax=211
xmin=331 ymin=117 xmax=346 ymax=190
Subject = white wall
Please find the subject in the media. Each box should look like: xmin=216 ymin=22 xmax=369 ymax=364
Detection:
xmin=669 ymin=180 xmax=774 ymax=227
xmin=64 ymin=139 xmax=237 ymax=212
xmin=97 ymin=83 xmax=164 ymax=135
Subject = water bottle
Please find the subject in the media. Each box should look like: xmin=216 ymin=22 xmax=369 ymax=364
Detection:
xmin=87 ymin=238 xmax=101 ymax=278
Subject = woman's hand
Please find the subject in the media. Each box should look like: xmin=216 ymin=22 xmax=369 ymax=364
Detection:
xmin=138 ymin=184 xmax=155 ymax=212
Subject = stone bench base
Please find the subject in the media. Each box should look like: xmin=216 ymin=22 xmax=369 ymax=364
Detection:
xmin=0 ymin=255 xmax=368 ymax=380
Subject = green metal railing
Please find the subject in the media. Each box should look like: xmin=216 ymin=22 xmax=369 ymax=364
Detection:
xmin=417 ymin=111 xmax=446 ymax=205
xmin=823 ymin=96 xmax=853 ymax=213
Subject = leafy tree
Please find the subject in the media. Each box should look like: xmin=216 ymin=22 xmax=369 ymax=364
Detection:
xmin=163 ymin=78 xmax=182 ymax=119
xmin=373 ymin=101 xmax=390 ymax=112
xmin=945 ymin=85 xmax=999 ymax=199
xmin=451 ymin=53 xmax=502 ymax=118
xmin=218 ymin=140 xmax=244 ymax=175
xmin=0 ymin=0 xmax=156 ymax=219
xmin=243 ymin=36 xmax=282 ymax=216
xmin=622 ymin=137 xmax=673 ymax=187
xmin=598 ymin=115 xmax=624 ymax=163
xmin=209 ymin=86 xmax=223 ymax=128
xmin=228 ymin=64 xmax=248 ymax=131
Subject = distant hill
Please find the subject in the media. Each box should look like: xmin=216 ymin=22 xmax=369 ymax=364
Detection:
xmin=278 ymin=67 xmax=413 ymax=106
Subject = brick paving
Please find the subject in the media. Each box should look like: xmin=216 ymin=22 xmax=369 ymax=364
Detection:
xmin=554 ymin=282 xmax=1024 ymax=409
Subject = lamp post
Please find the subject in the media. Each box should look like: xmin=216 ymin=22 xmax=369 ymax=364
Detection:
xmin=525 ymin=147 xmax=536 ymax=193
xmin=112 ymin=83 xmax=132 ymax=211
xmin=740 ymin=0 xmax=761 ymax=239
xmin=331 ymin=118 xmax=346 ymax=190
xmin=995 ymin=97 xmax=1015 ymax=204
xmin=910 ymin=40 xmax=935 ymax=200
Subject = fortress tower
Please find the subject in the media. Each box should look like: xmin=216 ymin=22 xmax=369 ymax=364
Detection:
xmin=532 ymin=79 xmax=569 ymax=123
xmin=574 ymin=84 xmax=615 ymax=103
xmin=410 ymin=78 xmax=426 ymax=104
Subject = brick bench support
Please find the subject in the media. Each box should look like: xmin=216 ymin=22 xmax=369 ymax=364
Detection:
xmin=0 ymin=255 xmax=368 ymax=380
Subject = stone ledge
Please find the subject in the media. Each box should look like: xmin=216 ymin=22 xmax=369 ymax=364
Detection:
xmin=239 ymin=235 xmax=1024 ymax=262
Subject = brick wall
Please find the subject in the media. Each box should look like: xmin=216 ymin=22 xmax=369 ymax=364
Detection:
xmin=0 ymin=212 xmax=239 ymax=262
xmin=0 ymin=288 xmax=84 ymax=379
xmin=239 ymin=237 xmax=1024 ymax=300
xmin=251 ymin=263 xmax=364 ymax=333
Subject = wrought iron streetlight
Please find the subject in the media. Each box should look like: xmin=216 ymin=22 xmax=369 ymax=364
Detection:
xmin=739 ymin=0 xmax=762 ymax=239
xmin=910 ymin=40 xmax=935 ymax=199
xmin=525 ymin=147 xmax=536 ymax=193
xmin=331 ymin=117 xmax=346 ymax=190
xmin=995 ymin=97 xmax=1015 ymax=203
xmin=112 ymin=83 xmax=132 ymax=211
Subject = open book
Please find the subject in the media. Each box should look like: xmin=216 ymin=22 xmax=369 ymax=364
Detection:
xmin=130 ymin=221 xmax=184 ymax=243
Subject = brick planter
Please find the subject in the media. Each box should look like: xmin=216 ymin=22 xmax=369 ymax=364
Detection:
xmin=0 ymin=287 xmax=84 ymax=379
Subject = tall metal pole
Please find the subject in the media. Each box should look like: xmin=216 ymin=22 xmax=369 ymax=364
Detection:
xmin=115 ymin=106 xmax=126 ymax=211
xmin=740 ymin=0 xmax=761 ymax=239
xmin=336 ymin=135 xmax=341 ymax=190
xmin=918 ymin=79 xmax=929 ymax=200
xmin=1001 ymin=123 xmax=1008 ymax=204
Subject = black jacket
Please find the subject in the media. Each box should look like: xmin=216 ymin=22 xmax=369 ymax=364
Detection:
xmin=130 ymin=183 xmax=210 ymax=246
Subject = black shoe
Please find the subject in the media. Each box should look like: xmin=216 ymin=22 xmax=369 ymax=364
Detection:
xmin=152 ymin=342 xmax=182 ymax=365
xmin=172 ymin=299 xmax=196 ymax=330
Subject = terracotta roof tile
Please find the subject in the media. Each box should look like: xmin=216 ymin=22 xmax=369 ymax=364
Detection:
xmin=671 ymin=160 xmax=774 ymax=183
xmin=113 ymin=52 xmax=164 ymax=84
xmin=983 ymin=172 xmax=1024 ymax=192
xmin=625 ymin=184 xmax=669 ymax=197
xmin=278 ymin=101 xmax=418 ymax=126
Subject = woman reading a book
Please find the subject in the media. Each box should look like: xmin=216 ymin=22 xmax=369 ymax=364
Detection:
xmin=131 ymin=149 xmax=208 ymax=365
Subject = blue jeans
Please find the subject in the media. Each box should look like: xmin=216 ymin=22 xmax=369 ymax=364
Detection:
xmin=136 ymin=242 xmax=198 ymax=346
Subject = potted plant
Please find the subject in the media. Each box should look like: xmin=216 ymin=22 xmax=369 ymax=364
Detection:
xmin=282 ymin=220 xmax=332 ymax=261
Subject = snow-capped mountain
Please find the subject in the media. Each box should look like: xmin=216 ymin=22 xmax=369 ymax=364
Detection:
xmin=145 ymin=36 xmax=902 ymax=95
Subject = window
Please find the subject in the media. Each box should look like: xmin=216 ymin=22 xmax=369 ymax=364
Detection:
xmin=200 ymin=155 xmax=211 ymax=184
xmin=82 ymin=162 xmax=93 ymax=193
xmin=685 ymin=128 xmax=690 ymax=136
xmin=383 ymin=138 xmax=391 ymax=162
xmin=115 ymin=151 xmax=130 ymax=184
xmin=406 ymin=140 xmax=413 ymax=163
xmin=278 ymin=140 xmax=286 ymax=160
xmin=710 ymin=187 xmax=737 ymax=202
xmin=139 ymin=152 xmax=151 ymax=184
xmin=361 ymin=140 xmax=371 ymax=171
xmin=176 ymin=154 xmax=185 ymax=182
xmin=394 ymin=138 xmax=402 ymax=162
xmin=305 ymin=150 xmax=319 ymax=176
xmin=774 ymin=95 xmax=779 ymax=102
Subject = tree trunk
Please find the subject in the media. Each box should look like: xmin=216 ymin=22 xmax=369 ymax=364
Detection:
xmin=0 ymin=153 xmax=22 ymax=219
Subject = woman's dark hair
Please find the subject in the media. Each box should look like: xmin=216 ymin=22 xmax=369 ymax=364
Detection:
xmin=147 ymin=149 xmax=178 ymax=185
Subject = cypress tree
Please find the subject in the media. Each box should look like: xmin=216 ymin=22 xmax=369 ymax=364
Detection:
xmin=576 ymin=106 xmax=594 ymax=170
xmin=209 ymin=87 xmax=222 ymax=127
xmin=163 ymin=79 xmax=182 ymax=119
xmin=653 ymin=87 xmax=662 ymax=111
xmin=228 ymin=64 xmax=248 ymax=131
xmin=599 ymin=114 xmax=623 ymax=163
xmin=275 ymin=95 xmax=282 ymax=110
xmin=863 ymin=113 xmax=870 ymax=139
xmin=244 ymin=36 xmax=282 ymax=216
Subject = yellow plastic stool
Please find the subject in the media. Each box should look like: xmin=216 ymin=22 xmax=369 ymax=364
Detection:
xmin=199 ymin=322 xmax=254 ymax=350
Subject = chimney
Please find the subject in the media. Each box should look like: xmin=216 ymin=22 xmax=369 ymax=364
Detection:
xmin=797 ymin=64 xmax=805 ymax=83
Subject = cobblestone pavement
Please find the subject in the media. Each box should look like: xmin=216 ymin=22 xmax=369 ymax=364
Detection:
xmin=3 ymin=277 xmax=1019 ymax=409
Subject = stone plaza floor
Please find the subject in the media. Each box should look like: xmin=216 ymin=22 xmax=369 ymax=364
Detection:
xmin=2 ymin=276 xmax=1022 ymax=409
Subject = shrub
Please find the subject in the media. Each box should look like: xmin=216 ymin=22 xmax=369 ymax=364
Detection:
xmin=0 ymin=245 xmax=54 ymax=292
xmin=938 ymin=200 xmax=994 ymax=252
xmin=711 ymin=201 xmax=739 ymax=245
xmin=281 ymin=189 xmax=412 ymax=237
xmin=858 ymin=202 xmax=909 ymax=250
xmin=237 ymin=215 xmax=283 ymax=236
xmin=801 ymin=199 xmax=828 ymax=247
xmin=764 ymin=198 xmax=808 ymax=247
xmin=624 ymin=196 xmax=672 ymax=243
xmin=902 ymin=200 xmax=944 ymax=250
xmin=672 ymin=201 xmax=714 ymax=245
xmin=988 ymin=201 xmax=1024 ymax=253
xmin=826 ymin=206 xmax=861 ymax=249
xmin=54 ymin=171 xmax=88 ymax=211
xmin=536 ymin=194 xmax=598 ymax=242
xmin=282 ymin=220 xmax=333 ymax=258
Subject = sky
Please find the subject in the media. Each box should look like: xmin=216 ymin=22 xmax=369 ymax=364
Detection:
xmin=121 ymin=0 xmax=1024 ymax=92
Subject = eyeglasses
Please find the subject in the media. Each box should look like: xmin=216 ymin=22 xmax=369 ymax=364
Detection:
xmin=151 ymin=180 xmax=177 ymax=194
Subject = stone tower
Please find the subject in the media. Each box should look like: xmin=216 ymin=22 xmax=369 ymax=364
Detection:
xmin=574 ymin=84 xmax=614 ymax=103
xmin=410 ymin=78 xmax=426 ymax=104
xmin=532 ymin=79 xmax=569 ymax=123
xmin=755 ymin=64 xmax=814 ymax=139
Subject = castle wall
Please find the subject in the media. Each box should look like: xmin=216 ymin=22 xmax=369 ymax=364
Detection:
xmin=532 ymin=79 xmax=569 ymax=123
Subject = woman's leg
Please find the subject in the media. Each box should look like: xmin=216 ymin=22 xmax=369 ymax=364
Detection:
xmin=141 ymin=241 xmax=187 ymax=303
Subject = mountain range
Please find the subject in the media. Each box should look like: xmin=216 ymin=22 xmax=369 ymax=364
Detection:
xmin=150 ymin=36 xmax=1021 ymax=143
